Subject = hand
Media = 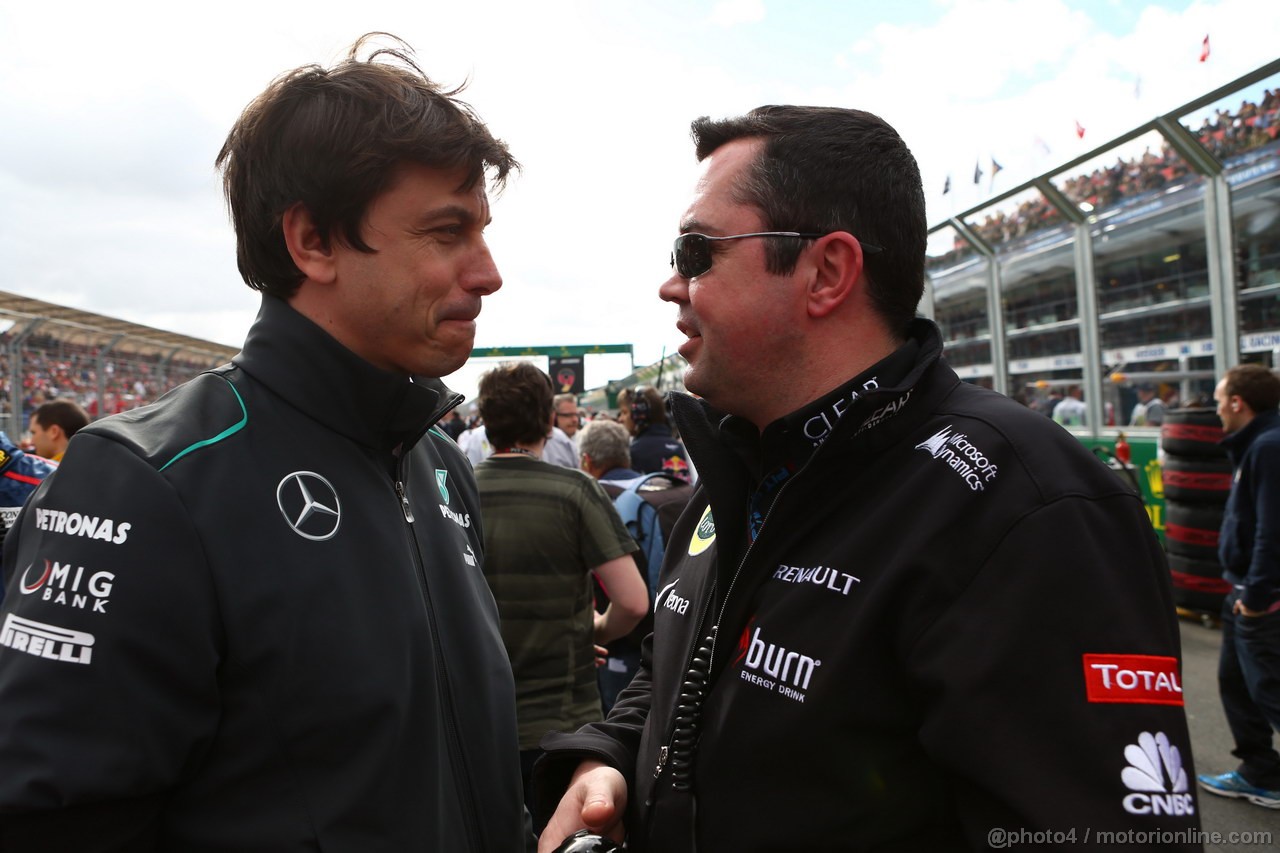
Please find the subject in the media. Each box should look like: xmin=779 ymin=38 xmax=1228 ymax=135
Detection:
xmin=594 ymin=644 xmax=609 ymax=668
xmin=536 ymin=761 xmax=627 ymax=853
xmin=1234 ymin=599 xmax=1267 ymax=618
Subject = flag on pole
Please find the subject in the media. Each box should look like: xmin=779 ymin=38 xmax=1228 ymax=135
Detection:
xmin=973 ymin=160 xmax=983 ymax=184
xmin=1199 ymin=34 xmax=1210 ymax=62
xmin=1075 ymin=119 xmax=1086 ymax=140
xmin=989 ymin=157 xmax=1004 ymax=188
xmin=942 ymin=175 xmax=951 ymax=195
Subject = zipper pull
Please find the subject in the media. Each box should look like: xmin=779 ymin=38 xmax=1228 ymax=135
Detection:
xmin=654 ymin=745 xmax=668 ymax=778
xmin=395 ymin=481 xmax=415 ymax=523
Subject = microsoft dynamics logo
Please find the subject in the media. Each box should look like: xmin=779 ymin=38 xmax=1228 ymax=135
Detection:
xmin=1121 ymin=731 xmax=1195 ymax=816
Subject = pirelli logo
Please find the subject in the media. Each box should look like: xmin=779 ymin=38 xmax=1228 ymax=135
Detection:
xmin=0 ymin=614 xmax=95 ymax=665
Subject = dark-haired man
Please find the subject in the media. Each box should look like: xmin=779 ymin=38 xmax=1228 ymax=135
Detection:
xmin=1198 ymin=364 xmax=1280 ymax=808
xmin=0 ymin=35 xmax=526 ymax=850
xmin=29 ymin=398 xmax=90 ymax=462
xmin=536 ymin=106 xmax=1200 ymax=851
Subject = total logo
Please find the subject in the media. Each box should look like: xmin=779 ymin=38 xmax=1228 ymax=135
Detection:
xmin=1121 ymin=731 xmax=1195 ymax=817
xmin=914 ymin=426 xmax=999 ymax=492
xmin=1083 ymin=654 xmax=1183 ymax=706
xmin=733 ymin=621 xmax=822 ymax=703
xmin=20 ymin=559 xmax=113 ymax=614
xmin=33 ymin=508 xmax=131 ymax=545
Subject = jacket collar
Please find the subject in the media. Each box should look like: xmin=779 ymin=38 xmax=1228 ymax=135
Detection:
xmin=672 ymin=317 xmax=954 ymax=474
xmin=232 ymin=296 xmax=462 ymax=454
xmin=1221 ymin=408 xmax=1280 ymax=462
xmin=669 ymin=319 xmax=954 ymax=576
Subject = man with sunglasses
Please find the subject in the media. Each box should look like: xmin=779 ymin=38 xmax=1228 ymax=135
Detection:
xmin=535 ymin=106 xmax=1200 ymax=851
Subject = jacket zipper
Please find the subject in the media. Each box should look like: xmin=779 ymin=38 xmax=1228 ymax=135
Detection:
xmin=655 ymin=466 xmax=803 ymax=783
xmin=707 ymin=467 xmax=805 ymax=676
xmin=394 ymin=457 xmax=485 ymax=853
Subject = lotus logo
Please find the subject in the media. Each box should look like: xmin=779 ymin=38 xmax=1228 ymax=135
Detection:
xmin=688 ymin=505 xmax=716 ymax=556
xmin=276 ymin=471 xmax=342 ymax=541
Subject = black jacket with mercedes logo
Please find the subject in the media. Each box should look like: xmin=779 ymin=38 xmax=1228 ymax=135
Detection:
xmin=537 ymin=319 xmax=1201 ymax=851
xmin=0 ymin=297 xmax=525 ymax=851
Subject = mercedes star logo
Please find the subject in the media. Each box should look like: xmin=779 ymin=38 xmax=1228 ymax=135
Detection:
xmin=276 ymin=471 xmax=342 ymax=541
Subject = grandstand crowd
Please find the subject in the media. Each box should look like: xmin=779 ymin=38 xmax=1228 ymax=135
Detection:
xmin=932 ymin=89 xmax=1280 ymax=263
xmin=1 ymin=332 xmax=219 ymax=428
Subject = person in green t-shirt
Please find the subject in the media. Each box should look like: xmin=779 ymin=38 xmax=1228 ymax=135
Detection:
xmin=473 ymin=362 xmax=647 ymax=814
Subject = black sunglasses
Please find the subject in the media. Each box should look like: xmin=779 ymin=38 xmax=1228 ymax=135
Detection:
xmin=670 ymin=231 xmax=883 ymax=279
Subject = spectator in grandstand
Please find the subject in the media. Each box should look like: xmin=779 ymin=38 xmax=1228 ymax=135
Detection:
xmin=0 ymin=33 xmax=528 ymax=850
xmin=471 ymin=362 xmax=646 ymax=814
xmin=28 ymin=398 xmax=90 ymax=462
xmin=1052 ymin=385 xmax=1087 ymax=427
xmin=535 ymin=104 xmax=1200 ymax=852
xmin=1129 ymin=382 xmax=1167 ymax=426
xmin=616 ymin=385 xmax=691 ymax=483
xmin=1198 ymin=364 xmax=1280 ymax=809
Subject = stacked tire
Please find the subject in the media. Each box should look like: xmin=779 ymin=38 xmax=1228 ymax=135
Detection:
xmin=1161 ymin=408 xmax=1232 ymax=615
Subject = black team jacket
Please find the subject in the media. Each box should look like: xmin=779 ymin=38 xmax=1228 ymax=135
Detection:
xmin=538 ymin=319 xmax=1202 ymax=852
xmin=0 ymin=297 xmax=525 ymax=852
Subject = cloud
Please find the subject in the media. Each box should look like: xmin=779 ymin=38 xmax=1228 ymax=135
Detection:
xmin=709 ymin=0 xmax=766 ymax=28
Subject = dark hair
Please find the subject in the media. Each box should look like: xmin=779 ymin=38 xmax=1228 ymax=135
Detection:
xmin=1224 ymin=364 xmax=1280 ymax=413
xmin=217 ymin=32 xmax=518 ymax=299
xmin=579 ymin=419 xmax=631 ymax=471
xmin=33 ymin=398 xmax=90 ymax=438
xmin=617 ymin=385 xmax=667 ymax=436
xmin=690 ymin=105 xmax=925 ymax=335
xmin=477 ymin=362 xmax=554 ymax=448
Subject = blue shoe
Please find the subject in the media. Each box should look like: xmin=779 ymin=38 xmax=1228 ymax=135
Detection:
xmin=1197 ymin=771 xmax=1280 ymax=808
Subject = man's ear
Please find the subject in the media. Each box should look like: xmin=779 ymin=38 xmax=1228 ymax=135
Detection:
xmin=806 ymin=232 xmax=864 ymax=318
xmin=282 ymin=202 xmax=337 ymax=285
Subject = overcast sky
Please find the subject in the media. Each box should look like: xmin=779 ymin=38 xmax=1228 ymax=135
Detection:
xmin=2 ymin=0 xmax=1277 ymax=401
